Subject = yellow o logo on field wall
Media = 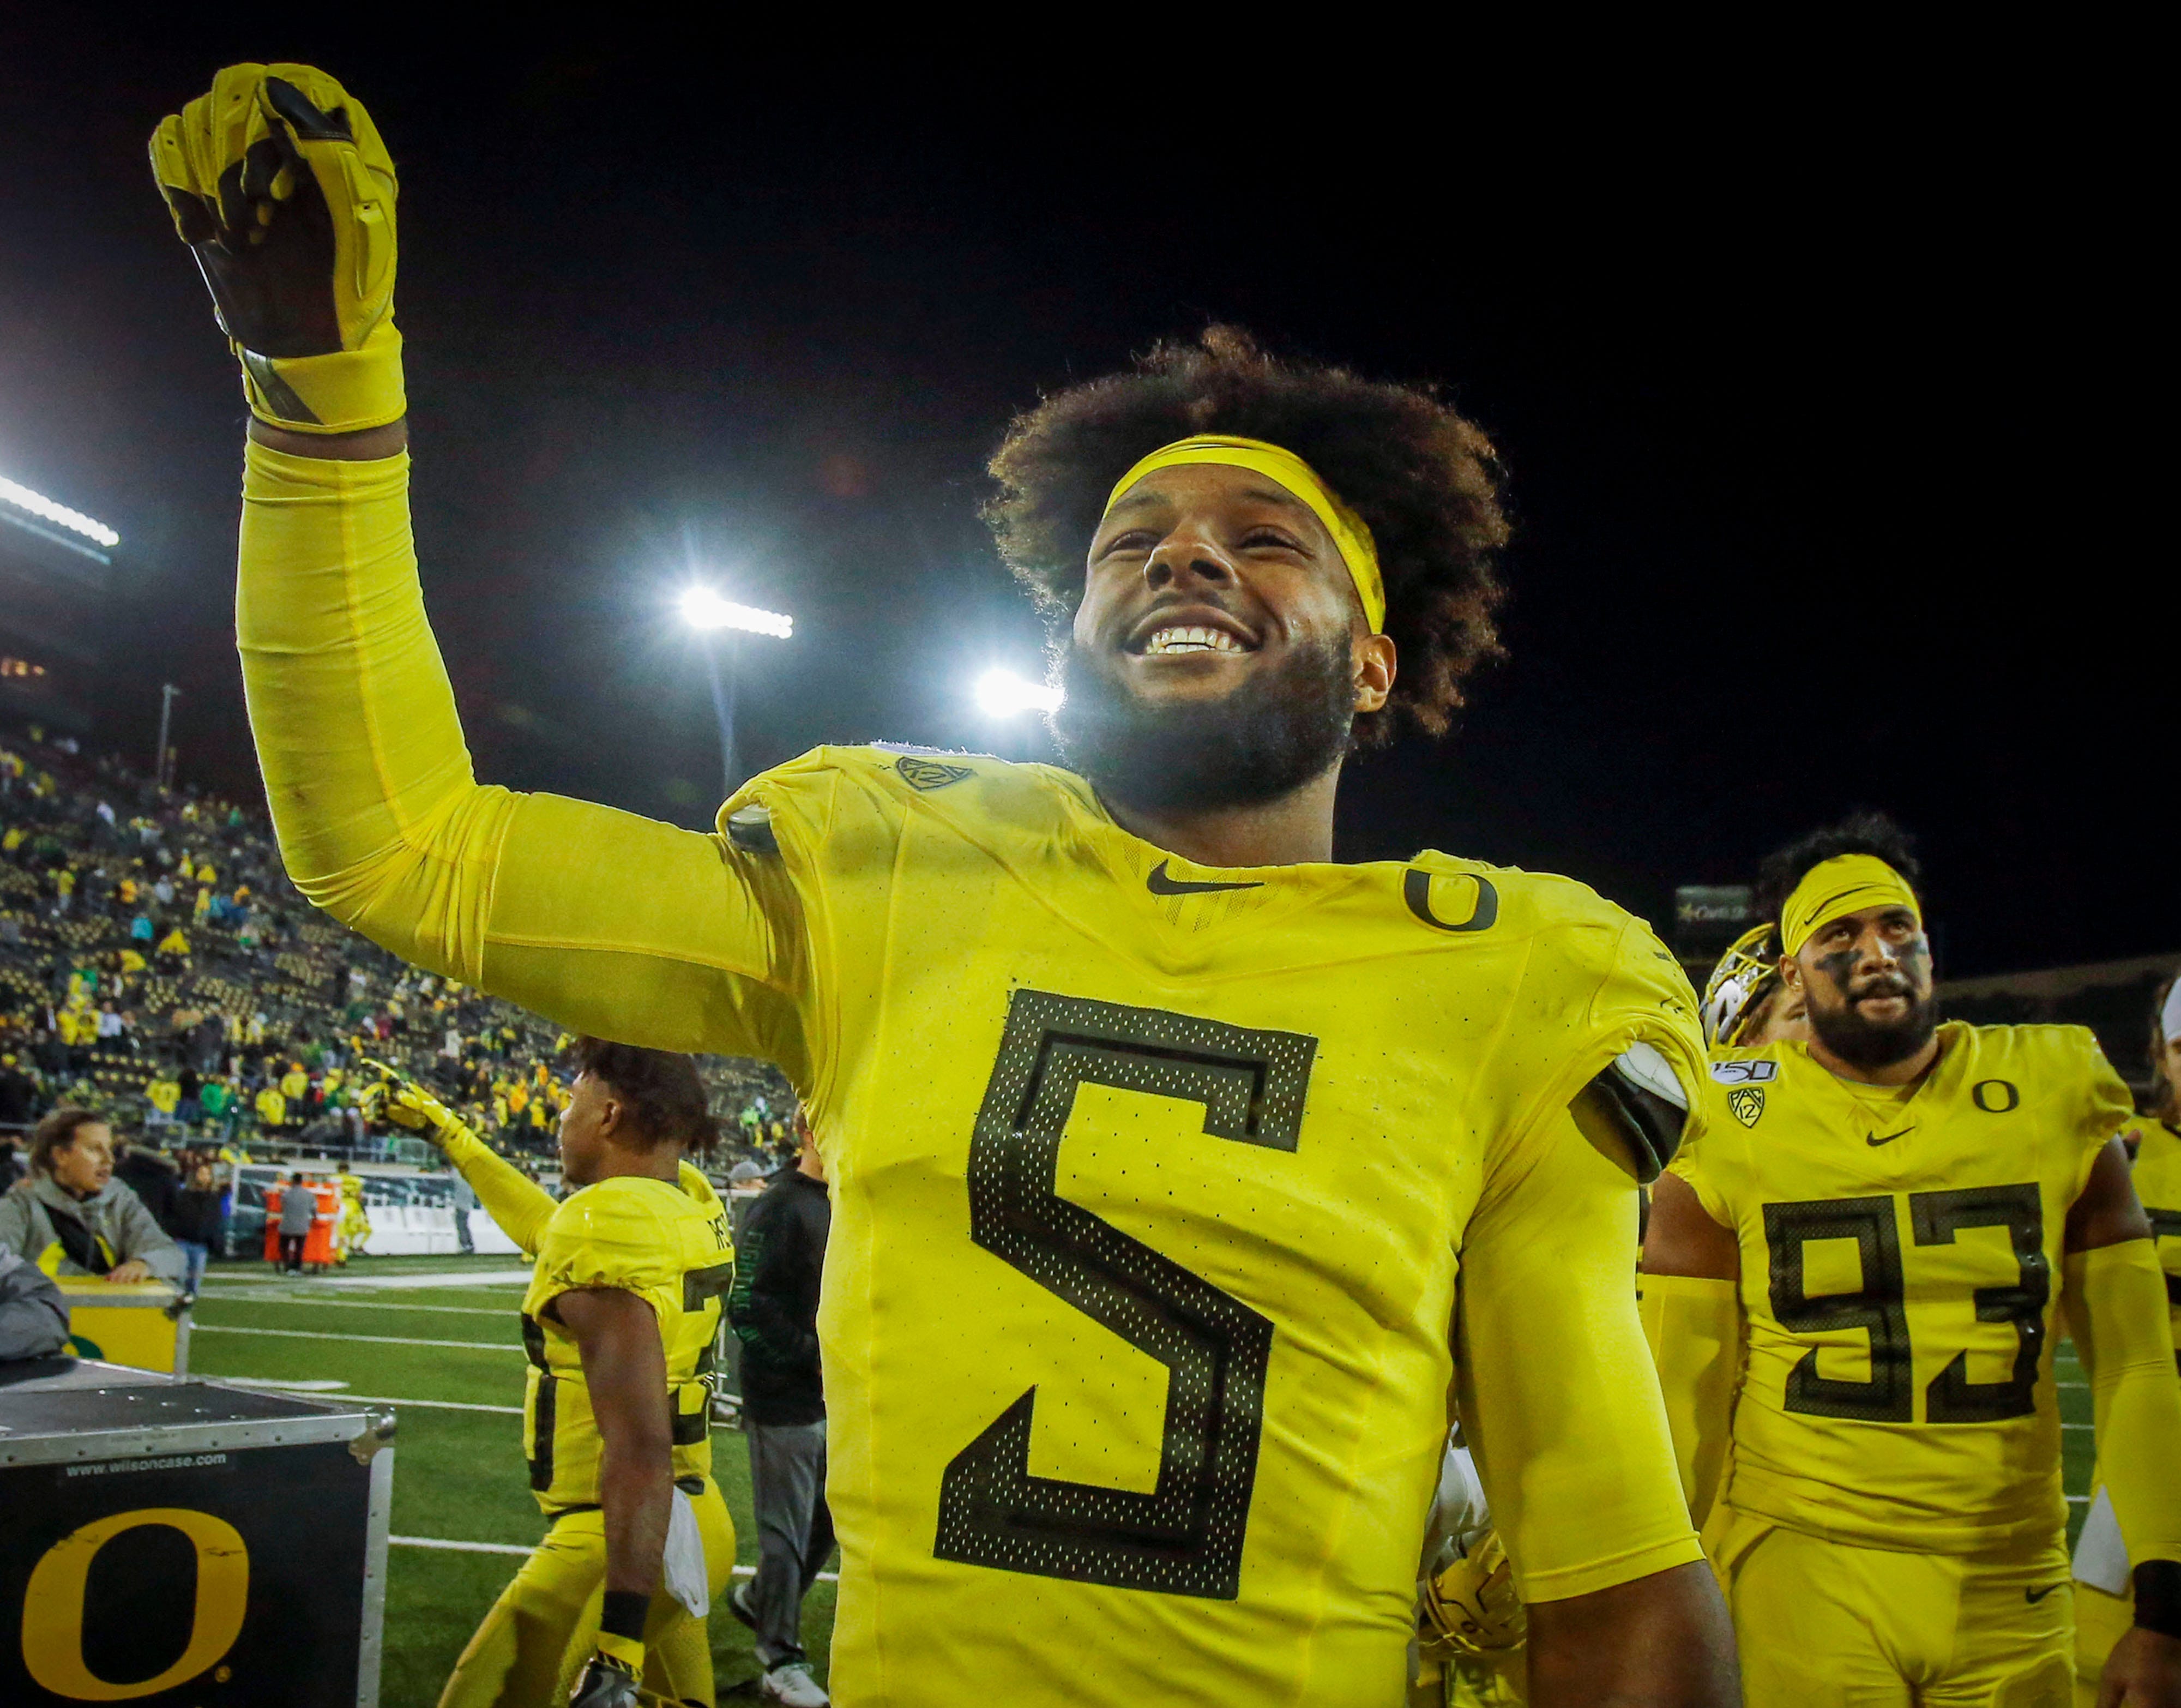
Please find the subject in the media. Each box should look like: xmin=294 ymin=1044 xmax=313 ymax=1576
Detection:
xmin=21 ymin=1508 xmax=248 ymax=1701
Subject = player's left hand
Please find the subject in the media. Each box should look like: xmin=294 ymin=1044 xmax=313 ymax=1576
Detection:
xmin=567 ymin=1649 xmax=644 ymax=1708
xmin=2102 ymin=1626 xmax=2181 ymax=1706
xmin=359 ymin=1059 xmax=465 ymax=1142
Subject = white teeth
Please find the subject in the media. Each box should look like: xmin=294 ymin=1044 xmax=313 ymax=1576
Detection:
xmin=1143 ymin=625 xmax=1244 ymax=656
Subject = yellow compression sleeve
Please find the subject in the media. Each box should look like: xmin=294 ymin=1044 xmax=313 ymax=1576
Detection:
xmin=437 ymin=1123 xmax=556 ymax=1258
xmin=236 ymin=444 xmax=809 ymax=1067
xmin=1637 ymin=1271 xmax=1741 ymax=1529
xmin=1457 ymin=1103 xmax=1704 ymax=1603
xmin=2066 ymin=1240 xmax=2181 ymax=1570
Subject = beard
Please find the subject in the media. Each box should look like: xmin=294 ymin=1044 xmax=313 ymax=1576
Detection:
xmin=1806 ymin=980 xmax=1941 ymax=1069
xmin=1047 ymin=633 xmax=1356 ymax=814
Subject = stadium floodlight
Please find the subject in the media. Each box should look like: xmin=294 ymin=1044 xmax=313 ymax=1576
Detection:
xmin=0 ymin=475 xmax=120 ymax=549
xmin=975 ymin=667 xmax=1062 ymax=717
xmin=679 ymin=586 xmax=792 ymax=639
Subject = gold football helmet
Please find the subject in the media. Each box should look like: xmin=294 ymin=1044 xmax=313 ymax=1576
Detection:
xmin=1420 ymin=1529 xmax=1525 ymax=1658
xmin=1701 ymin=922 xmax=1782 ymax=1048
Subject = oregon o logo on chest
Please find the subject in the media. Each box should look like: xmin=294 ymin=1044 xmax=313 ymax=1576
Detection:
xmin=1972 ymin=1079 xmax=2021 ymax=1114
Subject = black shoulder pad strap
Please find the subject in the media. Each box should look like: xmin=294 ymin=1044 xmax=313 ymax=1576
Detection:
xmin=1581 ymin=1061 xmax=1688 ymax=1184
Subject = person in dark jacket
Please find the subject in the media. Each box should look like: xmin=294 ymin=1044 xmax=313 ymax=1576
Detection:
xmin=726 ymin=1108 xmax=834 ymax=1707
xmin=115 ymin=1139 xmax=178 ymax=1229
xmin=0 ymin=1248 xmax=69 ymax=1361
xmin=167 ymin=1160 xmax=224 ymax=1297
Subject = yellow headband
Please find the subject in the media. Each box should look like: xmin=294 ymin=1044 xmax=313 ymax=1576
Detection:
xmin=1102 ymin=435 xmax=1387 ymax=633
xmin=1781 ymin=854 xmax=1922 ymax=958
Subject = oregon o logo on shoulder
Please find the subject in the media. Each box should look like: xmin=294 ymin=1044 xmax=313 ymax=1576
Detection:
xmin=1727 ymin=1086 xmax=1766 ymax=1127
xmin=21 ymin=1508 xmax=249 ymax=1700
xmin=1972 ymin=1079 xmax=2021 ymax=1114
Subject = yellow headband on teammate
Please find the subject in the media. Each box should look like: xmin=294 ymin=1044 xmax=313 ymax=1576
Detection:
xmin=1780 ymin=854 xmax=1922 ymax=958
xmin=1103 ymin=435 xmax=1387 ymax=633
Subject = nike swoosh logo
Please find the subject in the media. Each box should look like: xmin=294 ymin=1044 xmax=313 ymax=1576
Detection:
xmin=1146 ymin=860 xmax=1262 ymax=897
xmin=2025 ymin=1583 xmax=2063 ymax=1604
xmin=1866 ymin=1127 xmax=1915 ymax=1147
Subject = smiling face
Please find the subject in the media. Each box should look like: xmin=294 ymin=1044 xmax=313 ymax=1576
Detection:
xmin=1785 ymin=904 xmax=1938 ymax=1068
xmin=1050 ymin=464 xmax=1395 ymax=812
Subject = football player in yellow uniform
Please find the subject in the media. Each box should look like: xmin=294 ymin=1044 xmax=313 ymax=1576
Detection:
xmin=2074 ymin=978 xmax=2181 ymax=1702
xmin=152 ymin=64 xmax=1738 ymax=1706
xmin=366 ymin=1046 xmax=736 ymax=1707
xmin=1643 ymin=816 xmax=2181 ymax=1707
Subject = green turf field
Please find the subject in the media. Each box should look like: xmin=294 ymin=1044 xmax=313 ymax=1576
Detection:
xmin=188 ymin=1254 xmax=2100 ymax=1707
xmin=189 ymin=1253 xmax=832 ymax=1707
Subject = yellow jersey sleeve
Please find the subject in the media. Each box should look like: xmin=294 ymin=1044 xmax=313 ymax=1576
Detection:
xmin=528 ymin=1181 xmax=685 ymax=1325
xmin=236 ymin=443 xmax=811 ymax=1075
xmin=1456 ymin=888 xmax=1708 ymax=1600
xmin=2126 ymin=1117 xmax=2181 ymax=1353
xmin=1457 ymin=1100 xmax=1704 ymax=1600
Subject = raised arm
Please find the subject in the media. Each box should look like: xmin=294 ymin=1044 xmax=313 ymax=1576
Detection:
xmin=153 ymin=65 xmax=809 ymax=1066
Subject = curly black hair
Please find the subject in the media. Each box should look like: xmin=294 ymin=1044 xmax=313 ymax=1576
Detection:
xmin=984 ymin=327 xmax=1510 ymax=749
xmin=575 ymin=1037 xmax=719 ymax=1154
xmin=1755 ymin=810 xmax=1924 ymax=931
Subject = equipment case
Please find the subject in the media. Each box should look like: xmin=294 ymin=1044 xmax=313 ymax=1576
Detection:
xmin=0 ymin=1358 xmax=393 ymax=1707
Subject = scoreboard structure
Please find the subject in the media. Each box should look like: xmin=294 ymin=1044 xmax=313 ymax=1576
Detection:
xmin=0 ymin=1358 xmax=393 ymax=1707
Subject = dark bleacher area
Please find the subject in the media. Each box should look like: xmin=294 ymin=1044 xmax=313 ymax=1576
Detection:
xmin=0 ymin=723 xmax=795 ymax=1171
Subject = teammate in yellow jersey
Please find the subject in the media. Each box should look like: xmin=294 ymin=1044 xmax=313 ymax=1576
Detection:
xmin=2074 ymin=977 xmax=2181 ymax=1702
xmin=365 ymin=1045 xmax=737 ymax=1707
xmin=152 ymin=64 xmax=1738 ymax=1706
xmin=1643 ymin=814 xmax=2181 ymax=1707
xmin=1701 ymin=921 xmax=1809 ymax=1051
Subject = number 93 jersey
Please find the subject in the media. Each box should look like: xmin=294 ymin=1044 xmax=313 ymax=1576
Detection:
xmin=1674 ymin=1023 xmax=2135 ymax=1553
xmin=732 ymin=747 xmax=1708 ymax=1707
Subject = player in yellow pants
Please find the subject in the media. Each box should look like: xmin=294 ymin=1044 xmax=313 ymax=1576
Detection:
xmin=357 ymin=1047 xmax=737 ymax=1707
xmin=443 ymin=1482 xmax=736 ymax=1706
xmin=1709 ymin=1508 xmax=2074 ymax=1707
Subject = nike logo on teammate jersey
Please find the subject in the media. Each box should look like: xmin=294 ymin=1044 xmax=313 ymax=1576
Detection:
xmin=1146 ymin=860 xmax=1262 ymax=897
xmin=2025 ymin=1583 xmax=2064 ymax=1604
xmin=1866 ymin=1126 xmax=1915 ymax=1147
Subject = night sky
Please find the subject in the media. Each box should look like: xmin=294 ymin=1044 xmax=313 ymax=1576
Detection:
xmin=1 ymin=24 xmax=2165 ymax=980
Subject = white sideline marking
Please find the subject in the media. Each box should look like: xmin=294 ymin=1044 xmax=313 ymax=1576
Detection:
xmin=220 ymin=1380 xmax=522 ymax=1415
xmin=314 ymin=1268 xmax=534 ymax=1290
xmin=242 ymin=1298 xmax=509 ymax=1317
xmin=351 ymin=1394 xmax=522 ymax=1415
xmin=193 ymin=1325 xmax=519 ymax=1352
xmin=389 ymin=1537 xmax=840 ymax=1581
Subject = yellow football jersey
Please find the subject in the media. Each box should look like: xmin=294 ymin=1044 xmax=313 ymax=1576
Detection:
xmin=1676 ymin=1023 xmax=2134 ymax=1554
xmin=728 ymin=747 xmax=1706 ymax=1704
xmin=2122 ymin=1112 xmax=2181 ymax=1356
xmin=520 ymin=1162 xmax=734 ymax=1513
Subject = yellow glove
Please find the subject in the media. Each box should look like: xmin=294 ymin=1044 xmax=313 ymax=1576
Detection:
xmin=149 ymin=64 xmax=403 ymax=434
xmin=359 ymin=1059 xmax=466 ymax=1144
xmin=1420 ymin=1530 xmax=1527 ymax=1658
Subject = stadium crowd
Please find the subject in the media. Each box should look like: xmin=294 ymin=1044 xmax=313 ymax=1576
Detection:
xmin=0 ymin=722 xmax=796 ymax=1188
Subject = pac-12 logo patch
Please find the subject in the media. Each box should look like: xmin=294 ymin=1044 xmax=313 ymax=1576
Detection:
xmin=1710 ymin=1059 xmax=1779 ymax=1085
xmin=1726 ymin=1086 xmax=1766 ymax=1127
xmin=895 ymin=755 xmax=974 ymax=792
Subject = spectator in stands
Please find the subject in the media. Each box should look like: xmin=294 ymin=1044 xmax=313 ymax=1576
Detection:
xmin=275 ymin=1171 xmax=316 ymax=1272
xmin=727 ymin=1108 xmax=835 ymax=1704
xmin=167 ymin=1161 xmax=222 ymax=1298
xmin=0 ymin=1054 xmax=35 ymax=1130
xmin=0 ymin=1108 xmax=183 ymax=1284
xmin=0 ymin=1249 xmax=68 ymax=1361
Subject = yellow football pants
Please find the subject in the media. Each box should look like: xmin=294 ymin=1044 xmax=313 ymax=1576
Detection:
xmin=1713 ymin=1506 xmax=2073 ymax=1707
xmin=439 ymin=1480 xmax=737 ymax=1708
xmin=2071 ymin=1581 xmax=2130 ymax=1707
